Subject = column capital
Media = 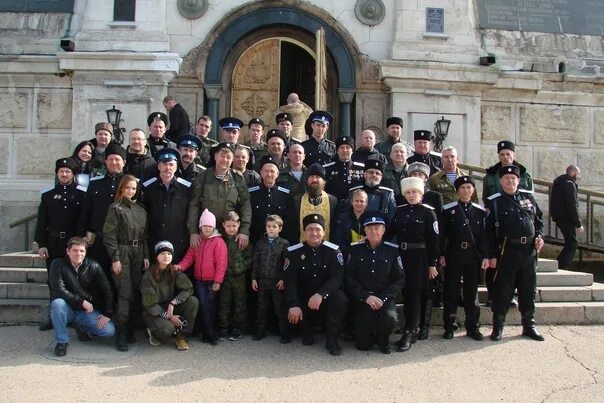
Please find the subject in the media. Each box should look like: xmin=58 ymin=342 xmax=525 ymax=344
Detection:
xmin=204 ymin=84 xmax=222 ymax=100
xmin=338 ymin=88 xmax=355 ymax=104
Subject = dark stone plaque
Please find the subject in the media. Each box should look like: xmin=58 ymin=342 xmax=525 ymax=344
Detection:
xmin=475 ymin=0 xmax=604 ymax=36
xmin=426 ymin=7 xmax=445 ymax=33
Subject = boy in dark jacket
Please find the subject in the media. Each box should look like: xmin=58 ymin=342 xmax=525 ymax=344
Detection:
xmin=251 ymin=215 xmax=290 ymax=342
xmin=218 ymin=211 xmax=253 ymax=341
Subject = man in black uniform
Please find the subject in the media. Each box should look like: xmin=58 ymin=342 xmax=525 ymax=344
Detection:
xmin=406 ymin=130 xmax=442 ymax=176
xmin=284 ymin=214 xmax=347 ymax=356
xmin=249 ymin=155 xmax=296 ymax=244
xmin=550 ymin=165 xmax=583 ymax=270
xmin=176 ymin=134 xmax=205 ymax=183
xmin=163 ymin=96 xmax=191 ymax=142
xmin=302 ymin=111 xmax=336 ymax=166
xmin=77 ymin=144 xmax=127 ymax=279
xmin=376 ymin=116 xmax=404 ymax=162
xmin=485 ymin=165 xmax=545 ymax=341
xmin=35 ymin=157 xmax=86 ymax=330
xmin=263 ymin=129 xmax=289 ymax=171
xmin=351 ymin=129 xmax=387 ymax=166
xmin=349 ymin=159 xmax=396 ymax=223
xmin=141 ymin=148 xmax=191 ymax=263
xmin=346 ymin=211 xmax=404 ymax=354
xmin=439 ymin=176 xmax=489 ymax=340
xmin=147 ymin=112 xmax=177 ymax=157
xmin=324 ymin=136 xmax=365 ymax=202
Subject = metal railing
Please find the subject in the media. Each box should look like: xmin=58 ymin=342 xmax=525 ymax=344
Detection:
xmin=460 ymin=162 xmax=604 ymax=256
xmin=8 ymin=213 xmax=38 ymax=251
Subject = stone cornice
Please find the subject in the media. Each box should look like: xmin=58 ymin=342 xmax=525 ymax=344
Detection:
xmin=58 ymin=52 xmax=182 ymax=74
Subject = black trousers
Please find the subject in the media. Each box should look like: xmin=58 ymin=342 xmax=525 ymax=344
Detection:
xmin=354 ymin=299 xmax=397 ymax=350
xmin=556 ymin=222 xmax=578 ymax=269
xmin=299 ymin=290 xmax=347 ymax=337
xmin=403 ymin=287 xmax=432 ymax=331
xmin=256 ymin=287 xmax=287 ymax=333
xmin=491 ymin=245 xmax=537 ymax=320
xmin=443 ymin=255 xmax=480 ymax=330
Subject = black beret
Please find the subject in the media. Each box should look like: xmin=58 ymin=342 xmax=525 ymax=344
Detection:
xmin=55 ymin=157 xmax=77 ymax=174
xmin=258 ymin=155 xmax=280 ymax=170
xmin=155 ymin=147 xmax=180 ymax=163
xmin=147 ymin=112 xmax=168 ymax=127
xmin=104 ymin=144 xmax=127 ymax=161
xmin=177 ymin=134 xmax=202 ymax=150
xmin=336 ymin=136 xmax=355 ymax=149
xmin=498 ymin=165 xmax=520 ymax=178
xmin=266 ymin=129 xmax=287 ymax=143
xmin=218 ymin=117 xmax=244 ymax=130
xmin=497 ymin=140 xmax=515 ymax=153
xmin=206 ymin=142 xmax=236 ymax=168
xmin=386 ymin=117 xmax=403 ymax=128
xmin=364 ymin=158 xmax=383 ymax=173
xmin=307 ymin=163 xmax=326 ymax=179
xmin=275 ymin=113 xmax=293 ymax=124
xmin=309 ymin=110 xmax=333 ymax=125
xmin=248 ymin=118 xmax=264 ymax=128
xmin=454 ymin=175 xmax=476 ymax=190
xmin=414 ymin=130 xmax=432 ymax=141
xmin=303 ymin=214 xmax=325 ymax=230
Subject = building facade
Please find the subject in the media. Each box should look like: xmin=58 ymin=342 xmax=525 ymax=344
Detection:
xmin=0 ymin=0 xmax=603 ymax=251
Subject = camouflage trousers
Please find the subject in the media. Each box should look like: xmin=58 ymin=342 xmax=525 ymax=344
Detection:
xmin=217 ymin=274 xmax=247 ymax=331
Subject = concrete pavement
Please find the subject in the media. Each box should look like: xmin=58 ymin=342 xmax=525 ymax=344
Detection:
xmin=0 ymin=325 xmax=602 ymax=402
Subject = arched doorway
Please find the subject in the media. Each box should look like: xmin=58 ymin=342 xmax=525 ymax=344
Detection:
xmin=201 ymin=5 xmax=357 ymax=140
xmin=229 ymin=35 xmax=330 ymax=142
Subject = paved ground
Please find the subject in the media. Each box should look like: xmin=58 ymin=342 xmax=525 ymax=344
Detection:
xmin=0 ymin=325 xmax=602 ymax=402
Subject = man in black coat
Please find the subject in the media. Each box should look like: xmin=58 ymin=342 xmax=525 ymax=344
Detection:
xmin=49 ymin=237 xmax=115 ymax=357
xmin=550 ymin=165 xmax=583 ymax=270
xmin=163 ymin=96 xmax=191 ymax=142
xmin=124 ymin=128 xmax=157 ymax=181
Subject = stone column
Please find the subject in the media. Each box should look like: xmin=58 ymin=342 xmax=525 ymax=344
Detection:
xmin=338 ymin=89 xmax=355 ymax=138
xmin=204 ymin=84 xmax=222 ymax=140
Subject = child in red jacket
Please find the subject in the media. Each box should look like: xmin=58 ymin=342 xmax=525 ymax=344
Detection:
xmin=176 ymin=209 xmax=227 ymax=345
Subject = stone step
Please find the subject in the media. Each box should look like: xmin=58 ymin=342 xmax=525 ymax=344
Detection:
xmin=536 ymin=258 xmax=557 ymax=273
xmin=0 ymin=299 xmax=47 ymax=324
xmin=476 ymin=283 xmax=604 ymax=302
xmin=0 ymin=253 xmax=46 ymax=268
xmin=0 ymin=282 xmax=49 ymax=299
xmin=537 ymin=270 xmax=593 ymax=287
xmin=0 ymin=268 xmax=47 ymax=283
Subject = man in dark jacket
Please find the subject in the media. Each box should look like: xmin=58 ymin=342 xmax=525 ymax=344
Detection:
xmin=163 ymin=96 xmax=191 ymax=142
xmin=550 ymin=165 xmax=583 ymax=269
xmin=124 ymin=128 xmax=157 ymax=181
xmin=49 ymin=237 xmax=115 ymax=357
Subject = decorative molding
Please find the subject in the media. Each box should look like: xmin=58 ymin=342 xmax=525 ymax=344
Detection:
xmin=177 ymin=0 xmax=209 ymax=20
xmin=204 ymin=84 xmax=222 ymax=99
xmin=338 ymin=89 xmax=356 ymax=103
xmin=354 ymin=0 xmax=385 ymax=26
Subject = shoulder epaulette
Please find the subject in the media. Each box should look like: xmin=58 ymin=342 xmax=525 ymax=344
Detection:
xmin=519 ymin=189 xmax=534 ymax=194
xmin=384 ymin=241 xmax=398 ymax=248
xmin=487 ymin=192 xmax=501 ymax=200
xmin=40 ymin=185 xmax=54 ymax=194
xmin=290 ymin=138 xmax=301 ymax=144
xmin=287 ymin=243 xmax=304 ymax=252
xmin=76 ymin=185 xmax=87 ymax=192
xmin=90 ymin=175 xmax=104 ymax=182
xmin=378 ymin=186 xmax=393 ymax=192
xmin=423 ymin=203 xmax=435 ymax=210
xmin=248 ymin=186 xmax=260 ymax=192
xmin=196 ymin=164 xmax=206 ymax=171
xmin=429 ymin=151 xmax=441 ymax=157
xmin=443 ymin=201 xmax=457 ymax=210
xmin=176 ymin=177 xmax=191 ymax=187
xmin=352 ymin=161 xmax=365 ymax=167
xmin=323 ymin=161 xmax=335 ymax=167
xmin=277 ymin=186 xmax=290 ymax=194
xmin=350 ymin=240 xmax=364 ymax=246
xmin=349 ymin=185 xmax=363 ymax=192
xmin=323 ymin=241 xmax=339 ymax=250
xmin=142 ymin=177 xmax=157 ymax=187
xmin=396 ymin=203 xmax=409 ymax=208
xmin=472 ymin=202 xmax=486 ymax=211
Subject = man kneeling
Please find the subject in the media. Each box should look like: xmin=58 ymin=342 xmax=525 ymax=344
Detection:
xmin=346 ymin=211 xmax=405 ymax=354
xmin=49 ymin=237 xmax=115 ymax=357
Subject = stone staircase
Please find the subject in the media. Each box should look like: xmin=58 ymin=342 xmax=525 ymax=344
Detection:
xmin=0 ymin=252 xmax=603 ymax=325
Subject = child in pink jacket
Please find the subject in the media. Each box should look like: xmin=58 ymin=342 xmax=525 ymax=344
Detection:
xmin=176 ymin=209 xmax=227 ymax=345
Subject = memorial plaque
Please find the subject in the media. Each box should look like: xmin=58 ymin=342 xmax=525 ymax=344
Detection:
xmin=426 ymin=7 xmax=445 ymax=33
xmin=475 ymin=0 xmax=604 ymax=36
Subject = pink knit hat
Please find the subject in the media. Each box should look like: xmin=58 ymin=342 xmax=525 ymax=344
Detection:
xmin=199 ymin=208 xmax=216 ymax=228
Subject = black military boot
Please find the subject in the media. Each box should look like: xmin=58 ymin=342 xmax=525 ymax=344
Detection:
xmin=115 ymin=324 xmax=129 ymax=351
xmin=522 ymin=318 xmax=545 ymax=341
xmin=417 ymin=298 xmax=433 ymax=340
xmin=325 ymin=335 xmax=342 ymax=356
xmin=443 ymin=318 xmax=455 ymax=339
xmin=490 ymin=315 xmax=505 ymax=341
xmin=466 ymin=327 xmax=484 ymax=341
xmin=396 ymin=330 xmax=414 ymax=352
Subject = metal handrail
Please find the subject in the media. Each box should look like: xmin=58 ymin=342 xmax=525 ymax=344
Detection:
xmin=8 ymin=213 xmax=38 ymax=251
xmin=459 ymin=162 xmax=604 ymax=257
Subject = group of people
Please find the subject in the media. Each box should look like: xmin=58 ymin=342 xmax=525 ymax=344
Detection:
xmin=36 ymin=98 xmax=581 ymax=358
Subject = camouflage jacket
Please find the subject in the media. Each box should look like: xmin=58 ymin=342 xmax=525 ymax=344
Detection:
xmin=224 ymin=235 xmax=252 ymax=278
